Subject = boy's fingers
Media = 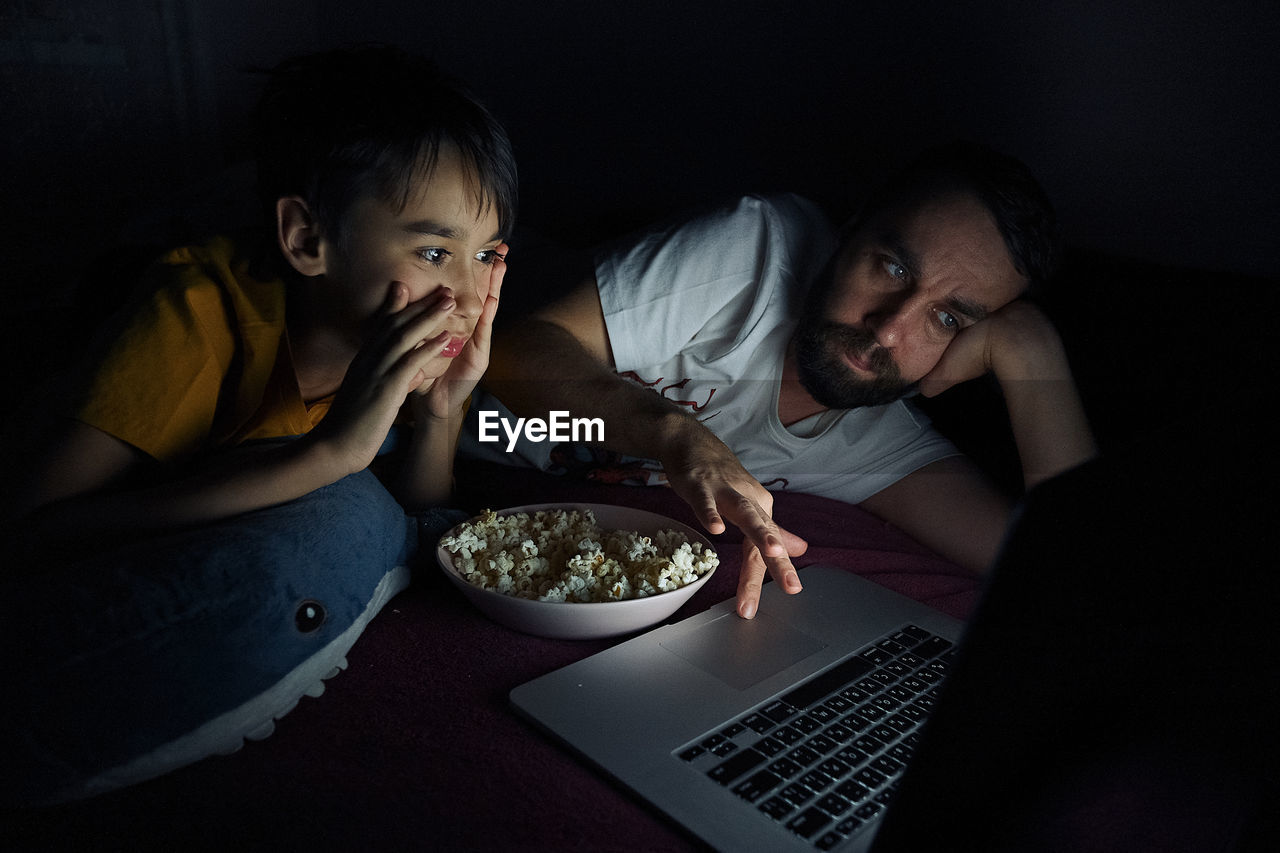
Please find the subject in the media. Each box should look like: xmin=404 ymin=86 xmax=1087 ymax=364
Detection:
xmin=479 ymin=247 xmax=508 ymax=317
xmin=382 ymin=281 xmax=410 ymax=316
xmin=387 ymin=290 xmax=455 ymax=351
xmin=354 ymin=283 xmax=410 ymax=363
xmin=409 ymin=332 xmax=450 ymax=388
xmin=473 ymin=264 xmax=505 ymax=348
xmin=355 ymin=291 xmax=454 ymax=387
xmin=490 ymin=255 xmax=507 ymax=303
xmin=389 ymin=330 xmax=449 ymax=395
xmin=363 ymin=284 xmax=423 ymax=359
xmin=380 ymin=285 xmax=451 ymax=332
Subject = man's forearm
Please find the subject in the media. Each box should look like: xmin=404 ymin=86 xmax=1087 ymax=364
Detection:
xmin=1004 ymin=380 xmax=1097 ymax=488
xmin=996 ymin=336 xmax=1098 ymax=488
xmin=487 ymin=314 xmax=803 ymax=619
xmin=484 ymin=317 xmax=699 ymax=462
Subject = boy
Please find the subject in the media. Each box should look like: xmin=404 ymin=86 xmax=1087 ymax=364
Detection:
xmin=1 ymin=44 xmax=516 ymax=805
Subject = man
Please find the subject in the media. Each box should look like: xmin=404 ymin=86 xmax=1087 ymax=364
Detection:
xmin=471 ymin=142 xmax=1095 ymax=619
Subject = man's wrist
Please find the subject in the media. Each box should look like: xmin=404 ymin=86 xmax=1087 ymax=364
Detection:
xmin=991 ymin=325 xmax=1072 ymax=384
xmin=650 ymin=409 xmax=718 ymax=466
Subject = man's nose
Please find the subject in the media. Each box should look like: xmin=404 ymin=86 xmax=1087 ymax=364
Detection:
xmin=865 ymin=292 xmax=915 ymax=348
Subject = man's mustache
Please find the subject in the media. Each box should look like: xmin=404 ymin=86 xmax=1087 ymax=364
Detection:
xmin=816 ymin=321 xmax=895 ymax=375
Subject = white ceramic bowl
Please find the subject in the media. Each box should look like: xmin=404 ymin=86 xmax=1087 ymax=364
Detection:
xmin=436 ymin=503 xmax=718 ymax=640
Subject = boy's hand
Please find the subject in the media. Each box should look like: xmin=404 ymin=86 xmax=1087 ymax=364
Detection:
xmin=311 ymin=282 xmax=460 ymax=474
xmin=412 ymin=243 xmax=508 ymax=421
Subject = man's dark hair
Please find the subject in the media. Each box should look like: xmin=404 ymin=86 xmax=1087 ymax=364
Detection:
xmin=853 ymin=141 xmax=1059 ymax=288
xmin=250 ymin=44 xmax=517 ymax=252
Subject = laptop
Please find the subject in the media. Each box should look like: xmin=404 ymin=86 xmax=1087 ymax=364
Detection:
xmin=510 ymin=421 xmax=1277 ymax=852
xmin=512 ymin=562 xmax=958 ymax=851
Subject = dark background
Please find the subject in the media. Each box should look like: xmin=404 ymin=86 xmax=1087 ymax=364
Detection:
xmin=1 ymin=5 xmax=1278 ymax=846
xmin=3 ymin=0 xmax=1277 ymax=293
xmin=2 ymin=0 xmax=1278 ymax=465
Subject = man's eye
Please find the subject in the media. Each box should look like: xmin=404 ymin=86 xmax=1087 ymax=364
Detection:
xmin=418 ymin=247 xmax=450 ymax=265
xmin=936 ymin=309 xmax=958 ymax=330
xmin=883 ymin=258 xmax=908 ymax=281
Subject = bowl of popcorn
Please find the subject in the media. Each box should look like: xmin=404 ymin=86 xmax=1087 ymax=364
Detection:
xmin=436 ymin=503 xmax=719 ymax=639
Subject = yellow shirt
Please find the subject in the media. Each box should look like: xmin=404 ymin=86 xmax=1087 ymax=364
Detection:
xmin=75 ymin=236 xmax=332 ymax=462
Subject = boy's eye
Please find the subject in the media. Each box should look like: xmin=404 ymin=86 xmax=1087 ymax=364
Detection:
xmin=418 ymin=247 xmax=450 ymax=265
xmin=476 ymin=249 xmax=505 ymax=266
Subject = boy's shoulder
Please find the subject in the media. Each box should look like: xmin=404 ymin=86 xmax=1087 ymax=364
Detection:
xmin=155 ymin=232 xmax=262 ymax=276
xmin=134 ymin=232 xmax=286 ymax=332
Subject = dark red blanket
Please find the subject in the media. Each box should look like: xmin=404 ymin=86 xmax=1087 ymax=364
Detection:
xmin=5 ymin=467 xmax=980 ymax=852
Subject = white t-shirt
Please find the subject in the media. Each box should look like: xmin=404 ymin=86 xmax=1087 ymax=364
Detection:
xmin=460 ymin=193 xmax=959 ymax=504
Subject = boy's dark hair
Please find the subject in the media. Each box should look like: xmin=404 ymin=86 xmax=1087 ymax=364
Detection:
xmin=854 ymin=141 xmax=1059 ymax=289
xmin=251 ymin=44 xmax=517 ymax=253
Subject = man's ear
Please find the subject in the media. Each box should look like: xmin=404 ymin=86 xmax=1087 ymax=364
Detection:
xmin=276 ymin=196 xmax=329 ymax=277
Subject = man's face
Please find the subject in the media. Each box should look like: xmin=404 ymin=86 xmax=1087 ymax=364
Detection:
xmin=794 ymin=191 xmax=1027 ymax=408
xmin=319 ymin=146 xmax=504 ymax=374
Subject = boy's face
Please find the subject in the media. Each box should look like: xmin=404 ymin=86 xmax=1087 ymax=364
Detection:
xmin=318 ymin=146 xmax=504 ymax=368
xmin=794 ymin=191 xmax=1026 ymax=408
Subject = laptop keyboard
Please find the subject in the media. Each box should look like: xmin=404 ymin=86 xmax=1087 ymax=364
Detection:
xmin=674 ymin=624 xmax=953 ymax=849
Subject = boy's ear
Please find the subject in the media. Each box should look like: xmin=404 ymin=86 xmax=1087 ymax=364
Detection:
xmin=276 ymin=196 xmax=329 ymax=277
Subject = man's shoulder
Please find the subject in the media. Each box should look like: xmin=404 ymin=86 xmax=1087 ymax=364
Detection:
xmin=744 ymin=191 xmax=827 ymax=218
xmin=597 ymin=193 xmax=833 ymax=267
xmin=642 ymin=193 xmax=834 ymax=279
xmin=706 ymin=192 xmax=830 ymax=234
xmin=732 ymin=193 xmax=837 ymax=265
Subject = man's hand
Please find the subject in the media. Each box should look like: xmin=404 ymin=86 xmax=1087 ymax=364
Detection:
xmin=659 ymin=419 xmax=808 ymax=618
xmin=485 ymin=274 xmax=806 ymax=619
xmin=917 ymin=298 xmax=1097 ymax=488
xmin=917 ymin=299 xmax=1069 ymax=398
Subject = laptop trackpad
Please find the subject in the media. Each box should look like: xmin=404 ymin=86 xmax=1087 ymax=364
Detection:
xmin=659 ymin=612 xmax=827 ymax=690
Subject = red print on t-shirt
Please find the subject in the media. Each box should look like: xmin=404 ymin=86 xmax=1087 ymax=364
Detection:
xmin=618 ymin=371 xmax=719 ymax=419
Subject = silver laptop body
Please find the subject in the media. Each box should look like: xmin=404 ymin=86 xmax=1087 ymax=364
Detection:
xmin=510 ymin=565 xmax=963 ymax=852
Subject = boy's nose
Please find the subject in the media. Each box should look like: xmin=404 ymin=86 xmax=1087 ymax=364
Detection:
xmin=447 ymin=267 xmax=484 ymax=318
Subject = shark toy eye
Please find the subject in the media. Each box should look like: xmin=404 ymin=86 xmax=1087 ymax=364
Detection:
xmin=295 ymin=600 xmax=326 ymax=633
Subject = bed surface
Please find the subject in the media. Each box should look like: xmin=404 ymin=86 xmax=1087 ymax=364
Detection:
xmin=4 ymin=462 xmax=980 ymax=852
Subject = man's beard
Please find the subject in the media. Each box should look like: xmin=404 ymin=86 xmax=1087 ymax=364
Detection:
xmin=793 ymin=317 xmax=918 ymax=409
